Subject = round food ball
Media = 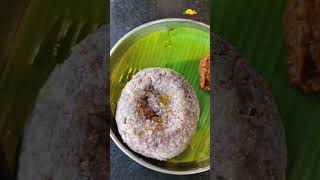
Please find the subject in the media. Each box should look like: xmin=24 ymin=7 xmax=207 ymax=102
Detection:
xmin=116 ymin=68 xmax=200 ymax=161
xmin=211 ymin=32 xmax=287 ymax=179
xmin=18 ymin=26 xmax=108 ymax=180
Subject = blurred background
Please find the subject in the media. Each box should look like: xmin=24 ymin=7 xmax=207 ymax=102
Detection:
xmin=213 ymin=0 xmax=320 ymax=179
xmin=0 ymin=0 xmax=108 ymax=179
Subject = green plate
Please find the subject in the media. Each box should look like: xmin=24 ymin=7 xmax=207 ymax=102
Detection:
xmin=110 ymin=19 xmax=210 ymax=175
xmin=213 ymin=0 xmax=320 ymax=179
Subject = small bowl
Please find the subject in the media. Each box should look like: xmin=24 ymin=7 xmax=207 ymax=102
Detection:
xmin=110 ymin=18 xmax=210 ymax=175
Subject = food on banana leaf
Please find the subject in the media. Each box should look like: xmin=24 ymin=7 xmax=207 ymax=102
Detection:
xmin=116 ymin=67 xmax=199 ymax=161
xmin=211 ymin=32 xmax=287 ymax=180
xmin=18 ymin=26 xmax=108 ymax=180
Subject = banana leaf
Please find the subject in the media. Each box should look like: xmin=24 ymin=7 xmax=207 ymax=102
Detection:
xmin=110 ymin=27 xmax=210 ymax=163
xmin=0 ymin=0 xmax=108 ymax=178
xmin=212 ymin=0 xmax=320 ymax=179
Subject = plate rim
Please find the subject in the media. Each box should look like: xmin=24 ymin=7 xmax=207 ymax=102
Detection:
xmin=110 ymin=18 xmax=210 ymax=175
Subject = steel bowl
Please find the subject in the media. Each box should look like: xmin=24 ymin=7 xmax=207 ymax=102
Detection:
xmin=110 ymin=18 xmax=210 ymax=175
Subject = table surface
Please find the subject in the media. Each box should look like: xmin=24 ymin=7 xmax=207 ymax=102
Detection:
xmin=110 ymin=0 xmax=210 ymax=179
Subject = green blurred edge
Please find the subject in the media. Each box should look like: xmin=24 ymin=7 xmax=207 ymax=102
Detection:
xmin=212 ymin=0 xmax=320 ymax=179
xmin=0 ymin=0 xmax=108 ymax=178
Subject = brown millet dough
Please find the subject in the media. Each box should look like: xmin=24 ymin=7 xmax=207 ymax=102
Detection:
xmin=116 ymin=68 xmax=199 ymax=161
xmin=211 ymin=32 xmax=287 ymax=180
